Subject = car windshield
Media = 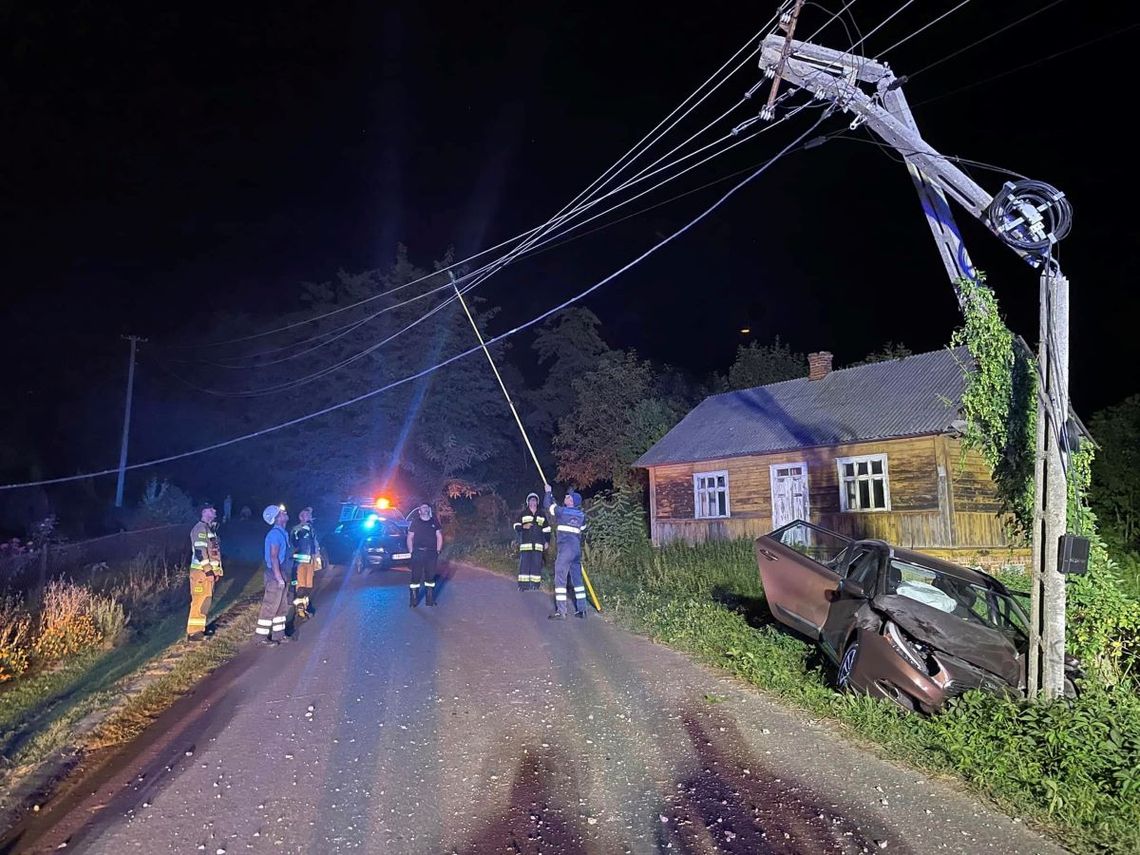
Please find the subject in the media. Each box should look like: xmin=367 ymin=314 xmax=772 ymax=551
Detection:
xmin=886 ymin=558 xmax=1028 ymax=642
xmin=771 ymin=522 xmax=850 ymax=569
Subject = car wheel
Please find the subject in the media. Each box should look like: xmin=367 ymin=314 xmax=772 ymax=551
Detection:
xmin=837 ymin=641 xmax=859 ymax=690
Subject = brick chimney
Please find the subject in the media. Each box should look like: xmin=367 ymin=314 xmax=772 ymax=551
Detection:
xmin=807 ymin=351 xmax=833 ymax=381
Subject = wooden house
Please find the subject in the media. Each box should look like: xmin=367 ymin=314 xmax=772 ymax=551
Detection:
xmin=635 ymin=348 xmax=1030 ymax=570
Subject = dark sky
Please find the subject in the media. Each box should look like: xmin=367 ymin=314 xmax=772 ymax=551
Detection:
xmin=2 ymin=0 xmax=1137 ymax=476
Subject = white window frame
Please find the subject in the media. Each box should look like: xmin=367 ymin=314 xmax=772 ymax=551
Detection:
xmin=836 ymin=453 xmax=892 ymax=512
xmin=693 ymin=470 xmax=730 ymax=519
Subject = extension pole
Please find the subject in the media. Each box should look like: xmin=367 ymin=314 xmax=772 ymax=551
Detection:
xmin=451 ymin=277 xmax=601 ymax=612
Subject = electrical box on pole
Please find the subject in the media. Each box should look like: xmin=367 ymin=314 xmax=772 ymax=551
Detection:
xmin=755 ymin=35 xmax=1076 ymax=698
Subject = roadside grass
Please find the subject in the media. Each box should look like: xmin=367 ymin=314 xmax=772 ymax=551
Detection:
xmin=454 ymin=539 xmax=1140 ymax=855
xmin=0 ymin=554 xmax=264 ymax=792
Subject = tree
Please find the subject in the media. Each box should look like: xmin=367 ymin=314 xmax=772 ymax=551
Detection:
xmin=846 ymin=341 xmax=912 ymax=367
xmin=553 ymin=351 xmax=686 ymax=489
xmin=720 ymin=337 xmax=805 ymax=391
xmin=1089 ymin=394 xmax=1140 ymax=548
xmin=526 ymin=308 xmax=614 ymax=435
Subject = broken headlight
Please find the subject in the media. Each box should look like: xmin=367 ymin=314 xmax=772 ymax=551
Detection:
xmin=884 ymin=620 xmax=931 ymax=675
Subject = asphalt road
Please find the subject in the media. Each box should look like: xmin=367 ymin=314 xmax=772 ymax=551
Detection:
xmin=10 ymin=561 xmax=1067 ymax=854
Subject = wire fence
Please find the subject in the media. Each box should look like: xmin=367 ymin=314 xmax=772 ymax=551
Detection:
xmin=0 ymin=525 xmax=188 ymax=597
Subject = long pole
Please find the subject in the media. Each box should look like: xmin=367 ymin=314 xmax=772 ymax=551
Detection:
xmin=451 ymin=278 xmax=602 ymax=612
xmin=1041 ymin=271 xmax=1070 ymax=698
xmin=114 ymin=335 xmax=145 ymax=508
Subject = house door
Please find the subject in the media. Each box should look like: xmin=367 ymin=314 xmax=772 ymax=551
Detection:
xmin=771 ymin=463 xmax=809 ymax=530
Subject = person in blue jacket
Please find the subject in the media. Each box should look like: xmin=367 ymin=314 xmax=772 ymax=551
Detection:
xmin=544 ymin=483 xmax=588 ymax=620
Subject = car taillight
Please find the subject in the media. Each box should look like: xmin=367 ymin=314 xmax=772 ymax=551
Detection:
xmin=884 ymin=621 xmax=930 ymax=675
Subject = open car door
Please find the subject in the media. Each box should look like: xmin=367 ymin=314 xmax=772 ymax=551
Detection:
xmin=756 ymin=521 xmax=848 ymax=639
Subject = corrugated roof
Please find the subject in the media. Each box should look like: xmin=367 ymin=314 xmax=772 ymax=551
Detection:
xmin=636 ymin=347 xmax=971 ymax=467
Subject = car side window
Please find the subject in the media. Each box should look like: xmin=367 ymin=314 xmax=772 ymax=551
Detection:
xmin=844 ymin=548 xmax=881 ymax=591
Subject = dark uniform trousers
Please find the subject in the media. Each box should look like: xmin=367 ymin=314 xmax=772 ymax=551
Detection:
xmin=256 ymin=578 xmax=290 ymax=641
xmin=411 ymin=548 xmax=438 ymax=590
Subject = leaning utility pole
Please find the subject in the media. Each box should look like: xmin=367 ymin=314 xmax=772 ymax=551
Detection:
xmin=114 ymin=335 xmax=146 ymax=508
xmin=756 ymin=36 xmax=1076 ymax=698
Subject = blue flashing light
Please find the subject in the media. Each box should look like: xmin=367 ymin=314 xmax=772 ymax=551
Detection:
xmin=363 ymin=514 xmax=379 ymax=529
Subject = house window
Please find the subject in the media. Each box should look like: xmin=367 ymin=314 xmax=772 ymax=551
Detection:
xmin=693 ymin=471 xmax=730 ymax=519
xmin=836 ymin=454 xmax=891 ymax=511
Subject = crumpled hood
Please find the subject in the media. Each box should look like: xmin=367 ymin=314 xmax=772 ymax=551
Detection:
xmin=873 ymin=594 xmax=1023 ymax=687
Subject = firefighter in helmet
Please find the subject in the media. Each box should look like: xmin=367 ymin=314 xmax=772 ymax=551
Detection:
xmin=513 ymin=492 xmax=550 ymax=591
xmin=187 ymin=502 xmax=223 ymax=641
xmin=544 ymin=484 xmax=587 ymax=619
xmin=291 ymin=506 xmax=321 ymax=619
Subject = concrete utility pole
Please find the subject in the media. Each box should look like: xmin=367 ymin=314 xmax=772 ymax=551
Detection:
xmin=756 ymin=36 xmax=1076 ymax=698
xmin=114 ymin=335 xmax=146 ymax=508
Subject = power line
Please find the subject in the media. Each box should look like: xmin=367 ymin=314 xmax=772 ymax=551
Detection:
xmin=167 ymin=105 xmax=814 ymax=393
xmin=875 ymin=0 xmax=973 ymax=58
xmin=905 ymin=0 xmax=1070 ymax=79
xmin=168 ymin=11 xmax=787 ymax=356
xmin=912 ymin=18 xmax=1140 ymax=107
xmin=1 ymin=112 xmax=831 ymax=492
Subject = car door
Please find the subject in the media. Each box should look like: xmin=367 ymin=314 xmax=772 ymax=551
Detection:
xmin=819 ymin=543 xmax=886 ymax=662
xmin=756 ymin=524 xmax=841 ymax=639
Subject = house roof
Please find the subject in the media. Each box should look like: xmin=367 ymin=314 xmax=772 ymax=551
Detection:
xmin=636 ymin=347 xmax=971 ymax=467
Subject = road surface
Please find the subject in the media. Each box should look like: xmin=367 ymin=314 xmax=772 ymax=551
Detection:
xmin=7 ymin=561 xmax=1066 ymax=854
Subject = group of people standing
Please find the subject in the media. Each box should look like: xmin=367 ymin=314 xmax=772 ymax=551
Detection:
xmin=514 ymin=486 xmax=589 ymax=620
xmin=183 ymin=501 xmax=323 ymax=645
xmin=185 ymin=483 xmax=589 ymax=643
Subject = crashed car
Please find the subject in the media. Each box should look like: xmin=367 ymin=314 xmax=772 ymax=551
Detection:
xmin=756 ymin=520 xmax=1079 ymax=713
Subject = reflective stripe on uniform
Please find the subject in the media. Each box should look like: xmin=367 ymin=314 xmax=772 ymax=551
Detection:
xmin=292 ymin=553 xmax=312 ymax=562
xmin=188 ymin=617 xmax=207 ymax=626
xmin=574 ymin=586 xmax=586 ymax=598
xmin=520 ymin=515 xmax=535 ymax=523
xmin=554 ymin=586 xmax=567 ymax=601
xmin=528 ymin=575 xmax=542 ymax=583
xmin=425 ymin=581 xmax=436 ymax=587
xmin=556 ymin=524 xmax=581 ymax=534
xmin=409 ymin=583 xmax=420 ymax=589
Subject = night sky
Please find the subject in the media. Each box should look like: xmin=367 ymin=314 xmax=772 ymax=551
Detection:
xmin=3 ymin=0 xmax=1137 ymax=479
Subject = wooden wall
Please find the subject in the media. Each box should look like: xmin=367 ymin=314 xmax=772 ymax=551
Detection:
xmin=646 ymin=434 xmax=1022 ymax=560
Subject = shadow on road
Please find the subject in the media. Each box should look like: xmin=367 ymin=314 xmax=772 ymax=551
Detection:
xmin=457 ymin=743 xmax=587 ymax=855
xmin=657 ymin=706 xmax=904 ymax=854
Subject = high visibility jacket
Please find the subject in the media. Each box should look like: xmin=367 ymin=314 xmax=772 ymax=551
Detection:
xmin=545 ymin=493 xmax=586 ymax=548
xmin=291 ymin=522 xmax=320 ymax=564
xmin=190 ymin=521 xmax=223 ymax=575
xmin=513 ymin=509 xmax=551 ymax=552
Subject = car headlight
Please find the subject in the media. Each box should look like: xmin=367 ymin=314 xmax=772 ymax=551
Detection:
xmin=884 ymin=621 xmax=930 ymax=675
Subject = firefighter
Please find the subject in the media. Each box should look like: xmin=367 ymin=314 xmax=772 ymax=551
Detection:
xmin=544 ymin=484 xmax=587 ymax=620
xmin=407 ymin=502 xmax=442 ymax=607
xmin=513 ymin=492 xmax=550 ymax=591
xmin=258 ymin=504 xmax=293 ymax=645
xmin=186 ymin=502 xmax=223 ymax=641
xmin=291 ymin=506 xmax=321 ymax=619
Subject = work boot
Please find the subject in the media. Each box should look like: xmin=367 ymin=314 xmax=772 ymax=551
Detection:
xmin=426 ymin=586 xmax=435 ymax=607
xmin=548 ymin=612 xmax=566 ymax=620
xmin=186 ymin=632 xmax=205 ymax=643
xmin=262 ymin=637 xmax=279 ymax=647
xmin=410 ymin=587 xmax=418 ymax=608
xmin=575 ymin=610 xmax=587 ymax=620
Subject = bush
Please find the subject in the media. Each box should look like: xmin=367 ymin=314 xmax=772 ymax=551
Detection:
xmin=32 ymin=579 xmax=124 ymax=664
xmin=132 ymin=477 xmax=196 ymax=528
xmin=0 ymin=595 xmax=32 ymax=682
xmin=583 ymin=487 xmax=649 ymax=552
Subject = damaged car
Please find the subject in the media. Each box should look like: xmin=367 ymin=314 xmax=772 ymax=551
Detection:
xmin=755 ymin=521 xmax=1079 ymax=713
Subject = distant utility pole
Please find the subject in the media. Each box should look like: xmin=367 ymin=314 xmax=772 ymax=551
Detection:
xmin=756 ymin=37 xmax=1076 ymax=698
xmin=114 ymin=335 xmax=146 ymax=508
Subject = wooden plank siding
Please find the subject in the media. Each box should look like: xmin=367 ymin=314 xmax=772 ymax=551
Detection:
xmin=646 ymin=434 xmax=1026 ymax=567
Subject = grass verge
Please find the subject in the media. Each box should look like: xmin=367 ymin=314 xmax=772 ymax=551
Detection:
xmin=0 ymin=558 xmax=264 ymax=824
xmin=453 ymin=539 xmax=1140 ymax=855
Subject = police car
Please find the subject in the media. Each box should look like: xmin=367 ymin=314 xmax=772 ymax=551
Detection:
xmin=325 ymin=497 xmax=412 ymax=572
